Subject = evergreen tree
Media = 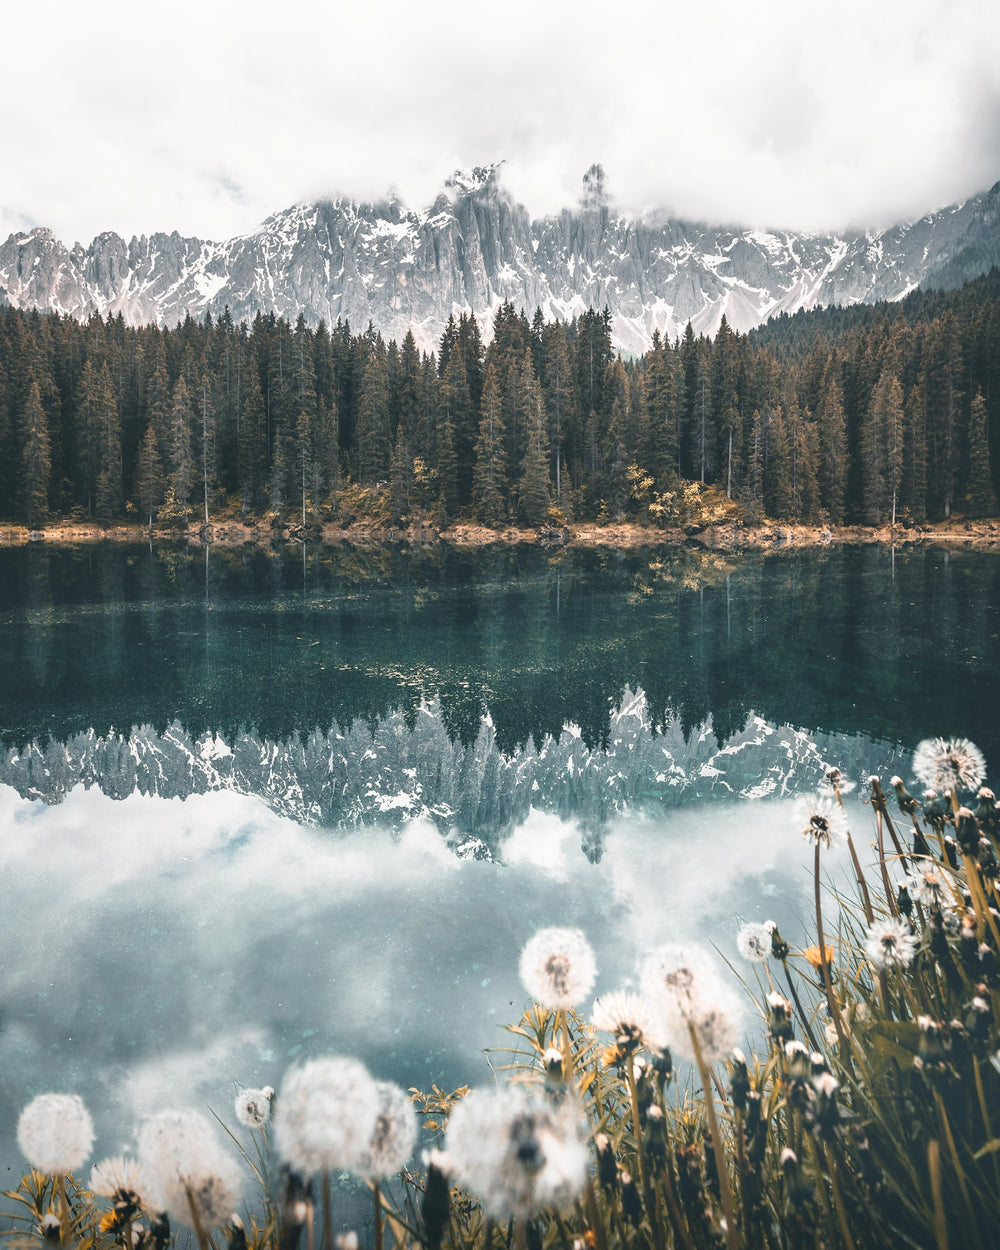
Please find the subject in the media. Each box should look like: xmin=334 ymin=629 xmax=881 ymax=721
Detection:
xmin=19 ymin=380 xmax=51 ymax=527
xmin=471 ymin=362 xmax=508 ymax=526
xmin=517 ymin=384 xmax=551 ymax=526
xmin=238 ymin=362 xmax=268 ymax=511
xmin=901 ymin=381 xmax=928 ymax=521
xmin=439 ymin=349 xmax=474 ymax=506
xmin=134 ymin=423 xmax=164 ymax=528
xmin=764 ymin=405 xmax=792 ymax=519
xmin=966 ymin=389 xmax=997 ymax=516
xmin=540 ymin=321 xmax=579 ymax=505
xmin=861 ymin=368 xmax=905 ymax=524
xmin=355 ymin=345 xmax=392 ymax=484
xmin=388 ymin=425 xmax=414 ymax=525
xmin=815 ymin=360 xmax=848 ymax=523
xmin=166 ymin=375 xmax=196 ymax=517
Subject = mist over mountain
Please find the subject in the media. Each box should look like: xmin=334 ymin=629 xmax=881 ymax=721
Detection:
xmin=1 ymin=164 xmax=998 ymax=353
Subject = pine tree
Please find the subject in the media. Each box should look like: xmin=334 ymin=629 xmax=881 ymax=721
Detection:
xmin=815 ymin=360 xmax=848 ymax=523
xmin=861 ymin=369 xmax=905 ymax=525
xmin=355 ymin=346 xmax=391 ymax=484
xmin=471 ymin=362 xmax=508 ymax=527
xmin=540 ymin=321 xmax=578 ymax=505
xmin=517 ymin=385 xmax=551 ymax=526
xmin=764 ymin=405 xmax=792 ymax=519
xmin=439 ymin=349 xmax=473 ymax=506
xmin=167 ymin=375 xmax=195 ymax=517
xmin=388 ymin=425 xmax=414 ymax=525
xmin=238 ymin=364 xmax=267 ymax=512
xmin=901 ymin=381 xmax=928 ymax=521
xmin=966 ymin=389 xmax=997 ymax=516
xmin=19 ymin=380 xmax=51 ymax=527
xmin=134 ymin=423 xmax=163 ymax=528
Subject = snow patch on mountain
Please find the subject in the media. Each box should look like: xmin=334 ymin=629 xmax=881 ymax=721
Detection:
xmin=1 ymin=171 xmax=998 ymax=353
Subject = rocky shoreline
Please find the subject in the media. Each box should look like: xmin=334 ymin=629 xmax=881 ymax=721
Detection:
xmin=4 ymin=515 xmax=1000 ymax=551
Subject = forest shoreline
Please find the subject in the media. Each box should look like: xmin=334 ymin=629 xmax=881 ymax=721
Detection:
xmin=4 ymin=514 xmax=1000 ymax=552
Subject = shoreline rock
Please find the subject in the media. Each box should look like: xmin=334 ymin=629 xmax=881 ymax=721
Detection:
xmin=3 ymin=517 xmax=1000 ymax=552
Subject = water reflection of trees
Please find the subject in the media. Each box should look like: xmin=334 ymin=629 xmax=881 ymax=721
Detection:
xmin=1 ymin=542 xmax=999 ymax=763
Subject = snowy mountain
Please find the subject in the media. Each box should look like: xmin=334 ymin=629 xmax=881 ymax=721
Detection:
xmin=0 ymin=690 xmax=904 ymax=854
xmin=2 ymin=164 xmax=998 ymax=353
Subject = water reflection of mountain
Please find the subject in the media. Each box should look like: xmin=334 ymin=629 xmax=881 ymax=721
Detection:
xmin=1 ymin=692 xmax=905 ymax=851
xmin=1 ymin=541 xmax=998 ymax=771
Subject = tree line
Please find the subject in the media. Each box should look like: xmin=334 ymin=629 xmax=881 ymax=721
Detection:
xmin=2 ymin=266 xmax=1000 ymax=530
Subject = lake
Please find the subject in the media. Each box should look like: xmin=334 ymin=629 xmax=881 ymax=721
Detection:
xmin=1 ymin=539 xmax=997 ymax=1199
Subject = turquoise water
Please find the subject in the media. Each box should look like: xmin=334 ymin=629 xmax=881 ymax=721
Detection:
xmin=1 ymin=540 xmax=997 ymax=1197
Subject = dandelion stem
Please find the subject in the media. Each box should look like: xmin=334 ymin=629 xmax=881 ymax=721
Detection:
xmin=624 ymin=1058 xmax=647 ymax=1193
xmin=844 ymin=827 xmax=875 ymax=926
xmin=583 ymin=1178 xmax=609 ymax=1250
xmin=780 ymin=960 xmax=821 ymax=1052
xmin=928 ymin=1140 xmax=949 ymax=1250
xmin=373 ymin=1181 xmax=383 ymax=1250
xmin=822 ymin=1143 xmax=857 ymax=1250
xmin=658 ymin=1157 xmax=696 ymax=1250
xmin=318 ymin=1170 xmax=328 ymax=1250
xmin=184 ymin=1184 xmax=212 ymax=1250
xmin=56 ymin=1174 xmax=70 ymax=1249
xmin=933 ymin=1090 xmax=981 ymax=1249
xmin=687 ymin=1020 xmax=739 ymax=1250
xmin=813 ymin=840 xmax=850 ymax=1063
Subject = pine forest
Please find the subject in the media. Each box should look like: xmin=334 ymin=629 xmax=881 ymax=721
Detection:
xmin=3 ymin=268 xmax=1000 ymax=533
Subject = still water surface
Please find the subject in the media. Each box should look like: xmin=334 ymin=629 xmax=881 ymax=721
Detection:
xmin=1 ymin=541 xmax=997 ymax=1191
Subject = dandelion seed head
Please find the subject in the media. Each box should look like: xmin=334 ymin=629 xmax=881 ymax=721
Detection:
xmin=640 ymin=943 xmax=740 ymax=1059
xmin=90 ymin=1156 xmax=148 ymax=1207
xmin=17 ymin=1093 xmax=94 ymax=1175
xmin=445 ymin=1087 xmax=588 ymax=1219
xmin=814 ymin=1073 xmax=840 ymax=1098
xmin=820 ymin=768 xmax=856 ymax=796
xmin=736 ymin=922 xmax=773 ymax=963
xmin=273 ymin=1056 xmax=379 ymax=1177
xmin=356 ymin=1082 xmax=417 ymax=1182
xmin=913 ymin=737 xmax=986 ymax=794
xmin=865 ymin=918 xmax=919 ymax=970
xmin=234 ymin=1087 xmax=274 ymax=1129
xmin=907 ymin=868 xmax=950 ymax=907
xmin=136 ymin=1109 xmax=242 ymax=1228
xmin=518 ymin=928 xmax=596 ymax=1010
xmin=591 ymin=991 xmax=656 ymax=1050
xmin=795 ymin=796 xmax=848 ymax=847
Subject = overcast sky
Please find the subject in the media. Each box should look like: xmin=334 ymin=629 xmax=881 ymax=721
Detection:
xmin=4 ymin=0 xmax=999 ymax=246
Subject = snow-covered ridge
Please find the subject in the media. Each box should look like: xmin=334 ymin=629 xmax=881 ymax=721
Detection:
xmin=1 ymin=690 xmax=904 ymax=853
xmin=1 ymin=168 xmax=997 ymax=353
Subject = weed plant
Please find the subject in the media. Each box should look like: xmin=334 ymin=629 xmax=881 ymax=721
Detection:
xmin=5 ymin=739 xmax=1000 ymax=1250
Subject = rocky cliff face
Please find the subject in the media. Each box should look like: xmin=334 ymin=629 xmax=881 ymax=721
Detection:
xmin=2 ymin=165 xmax=998 ymax=352
xmin=0 ymin=691 xmax=903 ymax=852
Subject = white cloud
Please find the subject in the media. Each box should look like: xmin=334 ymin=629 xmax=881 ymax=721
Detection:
xmin=0 ymin=778 xmax=862 ymax=1169
xmin=2 ymin=0 xmax=998 ymax=244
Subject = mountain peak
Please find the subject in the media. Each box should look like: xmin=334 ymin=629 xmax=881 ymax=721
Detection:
xmin=445 ymin=163 xmax=506 ymax=197
xmin=1 ymin=168 xmax=997 ymax=353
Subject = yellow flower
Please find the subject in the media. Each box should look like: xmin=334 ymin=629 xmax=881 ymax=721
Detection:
xmin=600 ymin=1043 xmax=626 ymax=1069
xmin=800 ymin=943 xmax=835 ymax=969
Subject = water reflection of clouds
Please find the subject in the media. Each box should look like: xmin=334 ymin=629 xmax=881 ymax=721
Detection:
xmin=0 ymin=783 xmax=853 ymax=1172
